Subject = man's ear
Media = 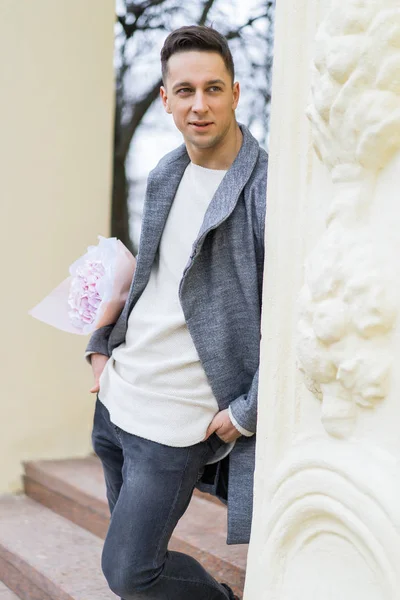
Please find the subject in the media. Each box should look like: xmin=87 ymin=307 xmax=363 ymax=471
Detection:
xmin=232 ymin=81 xmax=240 ymax=111
xmin=160 ymin=86 xmax=171 ymax=114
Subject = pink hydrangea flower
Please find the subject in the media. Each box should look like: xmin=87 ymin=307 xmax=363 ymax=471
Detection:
xmin=29 ymin=236 xmax=136 ymax=335
xmin=68 ymin=260 xmax=106 ymax=328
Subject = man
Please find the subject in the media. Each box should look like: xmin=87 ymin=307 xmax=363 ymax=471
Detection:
xmin=87 ymin=25 xmax=267 ymax=600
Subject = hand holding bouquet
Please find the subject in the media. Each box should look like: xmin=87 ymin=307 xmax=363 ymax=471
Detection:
xmin=29 ymin=236 xmax=136 ymax=335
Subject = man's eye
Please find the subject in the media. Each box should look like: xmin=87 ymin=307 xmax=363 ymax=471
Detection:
xmin=209 ymin=86 xmax=222 ymax=92
xmin=177 ymin=88 xmax=192 ymax=94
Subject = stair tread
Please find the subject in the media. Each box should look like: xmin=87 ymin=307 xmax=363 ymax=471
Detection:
xmin=24 ymin=457 xmax=107 ymax=514
xmin=0 ymin=582 xmax=20 ymax=599
xmin=0 ymin=495 xmax=116 ymax=599
xmin=174 ymin=495 xmax=247 ymax=569
xmin=25 ymin=457 xmax=248 ymax=570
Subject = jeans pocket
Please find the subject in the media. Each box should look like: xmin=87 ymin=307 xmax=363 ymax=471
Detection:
xmin=197 ymin=431 xmax=228 ymax=482
xmin=208 ymin=432 xmax=225 ymax=452
xmin=196 ymin=463 xmax=206 ymax=483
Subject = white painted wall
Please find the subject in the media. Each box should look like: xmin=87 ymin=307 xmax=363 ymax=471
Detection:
xmin=0 ymin=1 xmax=115 ymax=491
xmin=245 ymin=0 xmax=400 ymax=597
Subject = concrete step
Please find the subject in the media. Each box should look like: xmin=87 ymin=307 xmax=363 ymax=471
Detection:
xmin=0 ymin=495 xmax=116 ymax=599
xmin=0 ymin=581 xmax=20 ymax=599
xmin=24 ymin=457 xmax=247 ymax=595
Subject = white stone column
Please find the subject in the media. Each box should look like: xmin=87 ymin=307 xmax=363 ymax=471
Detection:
xmin=0 ymin=1 xmax=115 ymax=492
xmin=245 ymin=1 xmax=400 ymax=597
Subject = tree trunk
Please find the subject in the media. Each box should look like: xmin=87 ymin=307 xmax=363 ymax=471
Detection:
xmin=111 ymin=151 xmax=132 ymax=253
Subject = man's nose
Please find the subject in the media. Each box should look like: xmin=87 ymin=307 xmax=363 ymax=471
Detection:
xmin=192 ymin=91 xmax=208 ymax=113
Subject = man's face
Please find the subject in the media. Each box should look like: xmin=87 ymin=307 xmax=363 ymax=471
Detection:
xmin=160 ymin=51 xmax=240 ymax=152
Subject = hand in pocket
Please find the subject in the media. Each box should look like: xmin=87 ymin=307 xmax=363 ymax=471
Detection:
xmin=89 ymin=353 xmax=109 ymax=393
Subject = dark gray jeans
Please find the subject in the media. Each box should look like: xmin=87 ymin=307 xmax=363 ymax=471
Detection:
xmin=91 ymin=397 xmax=236 ymax=600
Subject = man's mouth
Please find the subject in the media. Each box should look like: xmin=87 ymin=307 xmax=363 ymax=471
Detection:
xmin=190 ymin=121 xmax=213 ymax=129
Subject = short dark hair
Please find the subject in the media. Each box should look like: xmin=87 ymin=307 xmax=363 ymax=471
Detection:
xmin=160 ymin=26 xmax=235 ymax=85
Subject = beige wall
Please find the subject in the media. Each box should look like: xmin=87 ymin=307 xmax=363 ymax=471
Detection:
xmin=0 ymin=1 xmax=115 ymax=491
xmin=245 ymin=0 xmax=400 ymax=597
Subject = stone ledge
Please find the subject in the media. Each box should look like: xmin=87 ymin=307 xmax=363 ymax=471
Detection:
xmin=0 ymin=495 xmax=116 ymax=599
xmin=0 ymin=581 xmax=20 ymax=600
xmin=24 ymin=457 xmax=247 ymax=596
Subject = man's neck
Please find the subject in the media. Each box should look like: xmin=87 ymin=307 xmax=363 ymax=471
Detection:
xmin=186 ymin=122 xmax=243 ymax=170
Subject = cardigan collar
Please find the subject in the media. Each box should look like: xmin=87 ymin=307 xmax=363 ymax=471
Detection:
xmin=131 ymin=124 xmax=260 ymax=295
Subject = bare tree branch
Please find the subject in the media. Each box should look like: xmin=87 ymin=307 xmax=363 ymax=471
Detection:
xmin=199 ymin=0 xmax=217 ymax=25
xmin=119 ymin=0 xmax=171 ymax=37
xmin=225 ymin=13 xmax=270 ymax=40
xmin=118 ymin=78 xmax=163 ymax=160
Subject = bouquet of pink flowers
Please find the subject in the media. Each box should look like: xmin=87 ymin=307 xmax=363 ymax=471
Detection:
xmin=29 ymin=236 xmax=136 ymax=335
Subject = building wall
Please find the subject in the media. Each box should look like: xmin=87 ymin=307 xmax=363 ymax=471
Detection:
xmin=0 ymin=1 xmax=115 ymax=491
xmin=245 ymin=0 xmax=400 ymax=597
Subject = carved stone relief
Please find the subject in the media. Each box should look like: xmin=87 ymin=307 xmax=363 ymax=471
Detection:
xmin=297 ymin=0 xmax=400 ymax=437
xmin=258 ymin=441 xmax=400 ymax=599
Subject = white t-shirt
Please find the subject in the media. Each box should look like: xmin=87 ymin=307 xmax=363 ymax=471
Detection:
xmin=99 ymin=162 xmax=240 ymax=458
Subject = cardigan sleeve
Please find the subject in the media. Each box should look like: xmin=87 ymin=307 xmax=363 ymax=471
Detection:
xmin=84 ymin=324 xmax=114 ymax=364
xmin=228 ymin=368 xmax=259 ymax=435
xmin=228 ymin=405 xmax=255 ymax=437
